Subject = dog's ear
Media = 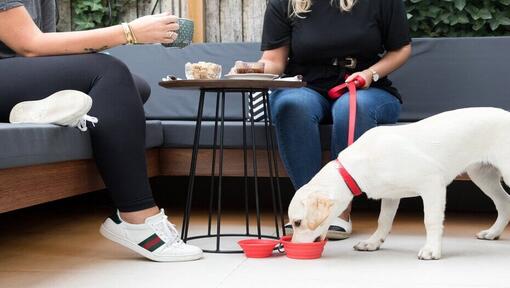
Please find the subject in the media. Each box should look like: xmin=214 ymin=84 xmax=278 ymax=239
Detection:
xmin=302 ymin=192 xmax=335 ymax=230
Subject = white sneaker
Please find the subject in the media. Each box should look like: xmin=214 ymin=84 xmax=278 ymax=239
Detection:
xmin=9 ymin=90 xmax=98 ymax=131
xmin=284 ymin=217 xmax=352 ymax=240
xmin=100 ymin=209 xmax=203 ymax=262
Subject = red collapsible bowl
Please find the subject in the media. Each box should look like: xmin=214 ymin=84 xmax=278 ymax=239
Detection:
xmin=238 ymin=239 xmax=280 ymax=258
xmin=280 ymin=235 xmax=326 ymax=259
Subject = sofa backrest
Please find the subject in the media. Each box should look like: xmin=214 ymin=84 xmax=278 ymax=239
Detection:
xmin=108 ymin=37 xmax=510 ymax=122
xmin=108 ymin=43 xmax=262 ymax=121
xmin=392 ymin=37 xmax=510 ymax=121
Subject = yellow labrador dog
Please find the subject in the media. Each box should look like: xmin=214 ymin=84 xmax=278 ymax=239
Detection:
xmin=288 ymin=107 xmax=510 ymax=260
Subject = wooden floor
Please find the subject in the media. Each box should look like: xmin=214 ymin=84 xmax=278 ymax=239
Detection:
xmin=0 ymin=201 xmax=508 ymax=288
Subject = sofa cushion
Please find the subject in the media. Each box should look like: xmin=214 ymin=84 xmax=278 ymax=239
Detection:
xmin=162 ymin=120 xmax=333 ymax=150
xmin=0 ymin=120 xmax=163 ymax=169
xmin=145 ymin=120 xmax=164 ymax=148
xmin=161 ymin=121 xmax=411 ymax=151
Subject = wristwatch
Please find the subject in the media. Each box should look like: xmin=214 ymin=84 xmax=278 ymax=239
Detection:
xmin=368 ymin=68 xmax=380 ymax=82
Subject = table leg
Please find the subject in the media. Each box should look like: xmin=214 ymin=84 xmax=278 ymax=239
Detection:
xmin=242 ymin=92 xmax=250 ymax=235
xmin=263 ymin=90 xmax=286 ymax=235
xmin=182 ymin=90 xmax=206 ymax=241
xmin=261 ymin=90 xmax=280 ymax=238
xmin=215 ymin=91 xmax=226 ymax=251
xmin=207 ymin=92 xmax=221 ymax=236
xmin=248 ymin=90 xmax=262 ymax=238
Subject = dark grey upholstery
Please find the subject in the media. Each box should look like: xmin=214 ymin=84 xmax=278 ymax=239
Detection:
xmin=108 ymin=37 xmax=510 ymax=148
xmin=0 ymin=121 xmax=163 ymax=169
xmin=392 ymin=37 xmax=510 ymax=121
xmin=109 ymin=37 xmax=510 ymax=123
xmin=1 ymin=37 xmax=508 ymax=169
xmin=161 ymin=121 xmax=333 ymax=150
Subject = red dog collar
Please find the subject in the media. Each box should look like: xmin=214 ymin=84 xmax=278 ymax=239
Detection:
xmin=336 ymin=159 xmax=363 ymax=197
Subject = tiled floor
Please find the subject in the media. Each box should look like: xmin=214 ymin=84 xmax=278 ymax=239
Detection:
xmin=1 ymin=205 xmax=510 ymax=288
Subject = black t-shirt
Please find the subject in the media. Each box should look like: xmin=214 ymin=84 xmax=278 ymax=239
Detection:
xmin=261 ymin=0 xmax=411 ymax=100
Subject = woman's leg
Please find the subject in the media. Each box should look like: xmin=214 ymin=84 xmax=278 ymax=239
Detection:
xmin=0 ymin=54 xmax=156 ymax=215
xmin=270 ymin=87 xmax=331 ymax=189
xmin=0 ymin=54 xmax=203 ymax=261
xmin=331 ymin=88 xmax=401 ymax=157
xmin=331 ymin=88 xmax=401 ymax=219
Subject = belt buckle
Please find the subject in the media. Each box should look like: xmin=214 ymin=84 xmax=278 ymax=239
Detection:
xmin=345 ymin=57 xmax=357 ymax=69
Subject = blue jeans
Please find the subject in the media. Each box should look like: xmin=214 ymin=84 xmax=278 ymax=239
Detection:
xmin=270 ymin=87 xmax=401 ymax=189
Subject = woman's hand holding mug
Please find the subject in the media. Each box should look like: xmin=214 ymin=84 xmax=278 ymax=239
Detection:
xmin=128 ymin=12 xmax=180 ymax=44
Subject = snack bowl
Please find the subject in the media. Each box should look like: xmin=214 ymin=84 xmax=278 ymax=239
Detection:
xmin=280 ymin=235 xmax=327 ymax=259
xmin=185 ymin=62 xmax=222 ymax=80
xmin=238 ymin=239 xmax=280 ymax=258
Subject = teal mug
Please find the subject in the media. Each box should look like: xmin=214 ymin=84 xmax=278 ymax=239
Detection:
xmin=162 ymin=18 xmax=194 ymax=48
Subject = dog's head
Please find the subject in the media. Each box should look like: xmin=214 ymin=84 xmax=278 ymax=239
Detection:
xmin=288 ymin=184 xmax=351 ymax=243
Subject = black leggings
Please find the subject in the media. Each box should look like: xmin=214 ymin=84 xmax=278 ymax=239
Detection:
xmin=0 ymin=53 xmax=155 ymax=212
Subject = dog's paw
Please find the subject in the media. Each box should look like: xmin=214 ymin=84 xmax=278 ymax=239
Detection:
xmin=354 ymin=239 xmax=382 ymax=251
xmin=418 ymin=245 xmax=441 ymax=260
xmin=476 ymin=229 xmax=500 ymax=240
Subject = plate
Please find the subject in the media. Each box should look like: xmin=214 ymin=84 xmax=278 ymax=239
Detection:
xmin=224 ymin=73 xmax=279 ymax=80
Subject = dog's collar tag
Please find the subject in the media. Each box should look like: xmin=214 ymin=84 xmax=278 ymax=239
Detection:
xmin=336 ymin=159 xmax=363 ymax=197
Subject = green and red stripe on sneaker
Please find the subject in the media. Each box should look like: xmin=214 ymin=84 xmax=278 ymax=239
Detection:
xmin=138 ymin=233 xmax=165 ymax=252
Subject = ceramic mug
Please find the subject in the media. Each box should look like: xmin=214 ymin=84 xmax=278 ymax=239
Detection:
xmin=162 ymin=18 xmax=194 ymax=48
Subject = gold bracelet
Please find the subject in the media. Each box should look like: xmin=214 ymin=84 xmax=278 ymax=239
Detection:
xmin=127 ymin=23 xmax=138 ymax=44
xmin=121 ymin=23 xmax=134 ymax=45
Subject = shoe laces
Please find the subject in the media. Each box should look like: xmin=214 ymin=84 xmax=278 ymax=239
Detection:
xmin=74 ymin=114 xmax=98 ymax=132
xmin=149 ymin=215 xmax=185 ymax=248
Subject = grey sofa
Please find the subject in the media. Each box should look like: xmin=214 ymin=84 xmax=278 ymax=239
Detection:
xmin=1 ymin=37 xmax=509 ymax=213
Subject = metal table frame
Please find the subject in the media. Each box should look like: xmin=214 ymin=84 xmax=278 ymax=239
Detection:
xmin=181 ymin=88 xmax=286 ymax=253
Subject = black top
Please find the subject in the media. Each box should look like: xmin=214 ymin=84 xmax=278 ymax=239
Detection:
xmin=261 ymin=0 xmax=411 ymax=100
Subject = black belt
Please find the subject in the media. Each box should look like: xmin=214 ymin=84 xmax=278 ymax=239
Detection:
xmin=331 ymin=57 xmax=357 ymax=69
xmin=292 ymin=57 xmax=374 ymax=71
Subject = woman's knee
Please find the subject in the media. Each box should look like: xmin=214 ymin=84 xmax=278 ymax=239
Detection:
xmin=270 ymin=88 xmax=327 ymax=124
xmin=94 ymin=56 xmax=151 ymax=104
xmin=87 ymin=53 xmax=134 ymax=81
xmin=133 ymin=74 xmax=151 ymax=104
xmin=331 ymin=89 xmax=383 ymax=122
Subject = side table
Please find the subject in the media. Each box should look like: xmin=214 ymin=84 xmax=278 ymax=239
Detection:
xmin=159 ymin=79 xmax=306 ymax=253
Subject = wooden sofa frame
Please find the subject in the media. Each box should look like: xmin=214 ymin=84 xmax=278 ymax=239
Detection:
xmin=0 ymin=147 xmax=469 ymax=213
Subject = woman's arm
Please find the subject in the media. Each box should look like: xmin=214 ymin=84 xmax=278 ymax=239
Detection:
xmin=259 ymin=45 xmax=289 ymax=75
xmin=0 ymin=6 xmax=179 ymax=57
xmin=346 ymin=44 xmax=412 ymax=88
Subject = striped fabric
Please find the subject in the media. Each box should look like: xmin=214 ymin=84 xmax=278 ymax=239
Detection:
xmin=247 ymin=92 xmax=268 ymax=122
xmin=138 ymin=233 xmax=165 ymax=252
xmin=247 ymin=76 xmax=303 ymax=122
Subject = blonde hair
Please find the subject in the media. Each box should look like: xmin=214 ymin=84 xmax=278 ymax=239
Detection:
xmin=290 ymin=0 xmax=357 ymax=17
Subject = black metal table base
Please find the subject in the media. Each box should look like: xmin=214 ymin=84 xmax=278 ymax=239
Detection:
xmin=185 ymin=234 xmax=280 ymax=254
xmin=181 ymin=88 xmax=286 ymax=253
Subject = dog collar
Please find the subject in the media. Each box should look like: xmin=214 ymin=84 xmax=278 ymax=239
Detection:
xmin=336 ymin=159 xmax=363 ymax=197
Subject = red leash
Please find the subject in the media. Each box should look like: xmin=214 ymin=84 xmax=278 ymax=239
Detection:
xmin=328 ymin=75 xmax=366 ymax=196
xmin=327 ymin=75 xmax=366 ymax=146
